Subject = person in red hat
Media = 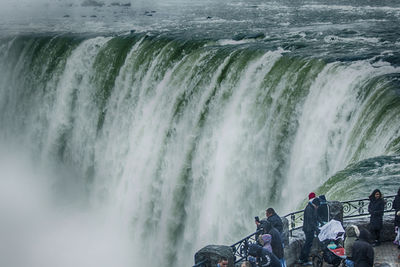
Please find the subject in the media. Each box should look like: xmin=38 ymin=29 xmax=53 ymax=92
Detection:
xmin=308 ymin=192 xmax=316 ymax=201
xmin=298 ymin=197 xmax=320 ymax=265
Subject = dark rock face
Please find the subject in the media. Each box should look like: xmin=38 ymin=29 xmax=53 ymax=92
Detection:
xmin=194 ymin=245 xmax=235 ymax=267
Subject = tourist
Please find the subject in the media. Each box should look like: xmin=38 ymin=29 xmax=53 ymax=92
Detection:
xmin=262 ymin=220 xmax=286 ymax=267
xmin=393 ymin=187 xmax=400 ymax=249
xmin=368 ymin=189 xmax=385 ymax=246
xmin=258 ymin=234 xmax=273 ymax=253
xmin=248 ymin=243 xmax=281 ymax=267
xmin=266 ymin=208 xmax=284 ymax=233
xmin=298 ymin=197 xmax=320 ymax=265
xmin=344 ymin=225 xmax=360 ymax=267
xmin=217 ymin=256 xmax=228 ymax=267
xmin=352 ymin=227 xmax=374 ymax=267
xmin=317 ymin=195 xmax=329 ymax=224
xmin=308 ymin=192 xmax=316 ymax=202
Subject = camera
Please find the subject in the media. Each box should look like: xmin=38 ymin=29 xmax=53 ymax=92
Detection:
xmin=255 ymin=216 xmax=260 ymax=222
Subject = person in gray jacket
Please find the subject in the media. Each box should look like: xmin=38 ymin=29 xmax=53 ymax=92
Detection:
xmin=344 ymin=225 xmax=360 ymax=267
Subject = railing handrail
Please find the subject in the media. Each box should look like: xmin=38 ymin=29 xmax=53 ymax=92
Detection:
xmin=282 ymin=194 xmax=396 ymax=231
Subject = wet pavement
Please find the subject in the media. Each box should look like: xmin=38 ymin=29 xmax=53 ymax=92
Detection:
xmin=374 ymin=241 xmax=400 ymax=267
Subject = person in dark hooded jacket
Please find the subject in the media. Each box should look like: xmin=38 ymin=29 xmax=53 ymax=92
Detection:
xmin=299 ymin=197 xmax=320 ymax=265
xmin=248 ymin=243 xmax=281 ymax=267
xmin=317 ymin=195 xmax=329 ymax=224
xmin=352 ymin=227 xmax=374 ymax=267
xmin=394 ymin=187 xmax=400 ymax=228
xmin=266 ymin=208 xmax=284 ymax=233
xmin=394 ymin=187 xmax=400 ymax=248
xmin=261 ymin=220 xmax=284 ymax=262
xmin=368 ymin=189 xmax=385 ymax=246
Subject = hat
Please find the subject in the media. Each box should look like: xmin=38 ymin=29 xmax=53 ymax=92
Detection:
xmin=308 ymin=192 xmax=316 ymax=200
xmin=312 ymin=197 xmax=320 ymax=206
xmin=261 ymin=234 xmax=272 ymax=245
xmin=248 ymin=243 xmax=262 ymax=257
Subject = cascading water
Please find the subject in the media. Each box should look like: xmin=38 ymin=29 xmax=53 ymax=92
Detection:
xmin=1 ymin=0 xmax=400 ymax=266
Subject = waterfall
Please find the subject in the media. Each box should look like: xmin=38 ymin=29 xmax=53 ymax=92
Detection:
xmin=0 ymin=34 xmax=400 ymax=266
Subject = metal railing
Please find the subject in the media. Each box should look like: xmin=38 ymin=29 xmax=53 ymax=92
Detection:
xmin=283 ymin=194 xmax=396 ymax=234
xmin=230 ymin=229 xmax=262 ymax=263
xmin=342 ymin=194 xmax=395 ymax=218
xmin=193 ymin=194 xmax=397 ymax=266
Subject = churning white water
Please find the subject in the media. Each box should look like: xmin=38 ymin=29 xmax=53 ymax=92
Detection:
xmin=1 ymin=0 xmax=400 ymax=266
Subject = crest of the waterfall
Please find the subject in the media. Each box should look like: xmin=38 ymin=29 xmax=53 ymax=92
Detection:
xmin=43 ymin=37 xmax=111 ymax=162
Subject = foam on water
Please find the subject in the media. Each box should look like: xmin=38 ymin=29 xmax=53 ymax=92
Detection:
xmin=1 ymin=0 xmax=400 ymax=266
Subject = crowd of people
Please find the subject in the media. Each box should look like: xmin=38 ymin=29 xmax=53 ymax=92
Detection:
xmin=209 ymin=187 xmax=400 ymax=267
xmin=239 ymin=187 xmax=400 ymax=267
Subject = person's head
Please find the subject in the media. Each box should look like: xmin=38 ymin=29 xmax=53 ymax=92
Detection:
xmin=260 ymin=234 xmax=272 ymax=246
xmin=369 ymin=189 xmax=382 ymax=200
xmin=241 ymin=261 xmax=251 ymax=267
xmin=312 ymin=197 xmax=320 ymax=208
xmin=217 ymin=257 xmax=228 ymax=267
xmin=248 ymin=243 xmax=263 ymax=258
xmin=266 ymin=208 xmax=275 ymax=217
xmin=308 ymin=192 xmax=316 ymax=200
xmin=357 ymin=226 xmax=372 ymax=243
xmin=262 ymin=220 xmax=272 ymax=232
xmin=345 ymin=225 xmax=360 ymax=238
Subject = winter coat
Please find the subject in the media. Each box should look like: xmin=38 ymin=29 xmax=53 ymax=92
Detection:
xmin=259 ymin=234 xmax=273 ymax=253
xmin=368 ymin=196 xmax=384 ymax=231
xmin=317 ymin=195 xmax=329 ymax=223
xmin=344 ymin=225 xmax=360 ymax=259
xmin=303 ymin=202 xmax=319 ymax=233
xmin=267 ymin=214 xmax=283 ymax=233
xmin=352 ymin=239 xmax=374 ymax=267
xmin=257 ymin=220 xmax=284 ymax=259
xmin=268 ymin=227 xmax=284 ymax=259
xmin=394 ymin=194 xmax=400 ymax=227
xmin=248 ymin=244 xmax=281 ymax=267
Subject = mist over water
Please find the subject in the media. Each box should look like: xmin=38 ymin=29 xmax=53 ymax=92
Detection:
xmin=1 ymin=0 xmax=400 ymax=266
xmin=0 ymin=147 xmax=136 ymax=267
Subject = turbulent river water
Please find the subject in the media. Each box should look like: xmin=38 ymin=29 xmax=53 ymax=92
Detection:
xmin=0 ymin=0 xmax=400 ymax=266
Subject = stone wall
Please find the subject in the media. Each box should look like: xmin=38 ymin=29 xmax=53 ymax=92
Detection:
xmin=343 ymin=215 xmax=396 ymax=242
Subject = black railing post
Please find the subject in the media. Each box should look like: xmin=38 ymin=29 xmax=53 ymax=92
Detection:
xmin=290 ymin=213 xmax=295 ymax=237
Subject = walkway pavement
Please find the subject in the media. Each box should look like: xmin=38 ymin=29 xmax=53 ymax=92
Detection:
xmin=374 ymin=242 xmax=400 ymax=267
xmin=320 ymin=242 xmax=400 ymax=267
